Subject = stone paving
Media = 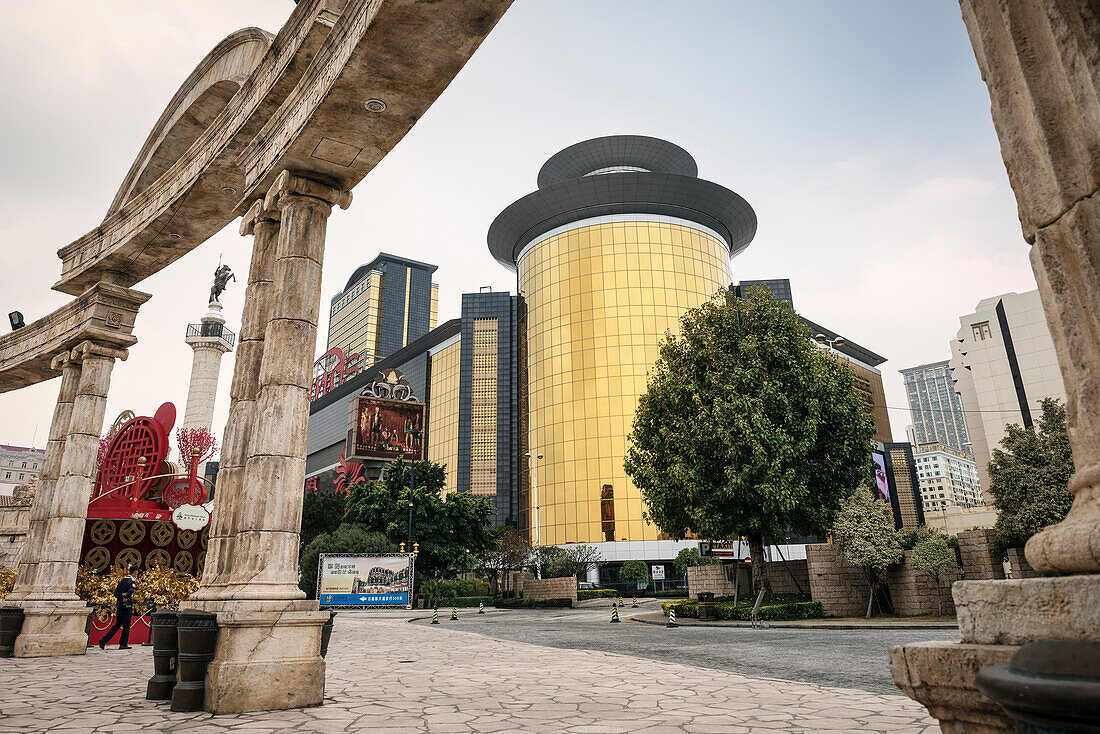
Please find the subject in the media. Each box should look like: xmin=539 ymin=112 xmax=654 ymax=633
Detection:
xmin=0 ymin=611 xmax=937 ymax=733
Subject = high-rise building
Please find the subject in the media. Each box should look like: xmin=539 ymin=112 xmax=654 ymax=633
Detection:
xmin=488 ymin=135 xmax=757 ymax=546
xmin=913 ymin=442 xmax=983 ymax=513
xmin=901 ymin=361 xmax=971 ymax=454
xmin=877 ymin=442 xmax=925 ymax=532
xmin=949 ymin=290 xmax=1065 ymax=497
xmin=325 ymin=253 xmax=439 ymax=368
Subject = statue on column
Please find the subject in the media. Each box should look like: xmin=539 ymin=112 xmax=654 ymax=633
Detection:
xmin=209 ymin=264 xmax=236 ymax=303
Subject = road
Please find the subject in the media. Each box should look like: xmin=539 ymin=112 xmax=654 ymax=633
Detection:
xmin=412 ymin=600 xmax=957 ymax=696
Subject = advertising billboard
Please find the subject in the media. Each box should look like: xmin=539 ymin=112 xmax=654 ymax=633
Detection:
xmin=871 ymin=451 xmax=891 ymax=503
xmin=348 ymin=396 xmax=425 ymax=461
xmin=317 ymin=553 xmax=414 ymax=608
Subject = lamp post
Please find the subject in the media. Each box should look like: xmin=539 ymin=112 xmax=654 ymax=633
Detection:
xmin=814 ymin=333 xmax=846 ymax=353
xmin=406 ymin=429 xmax=423 ymax=553
xmin=525 ymin=451 xmax=543 ymax=578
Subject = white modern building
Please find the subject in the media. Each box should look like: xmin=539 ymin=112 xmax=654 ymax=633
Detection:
xmin=901 ymin=360 xmax=971 ymax=454
xmin=949 ymin=290 xmax=1066 ymax=499
xmin=0 ymin=444 xmax=45 ymax=496
xmin=913 ymin=442 xmax=983 ymax=514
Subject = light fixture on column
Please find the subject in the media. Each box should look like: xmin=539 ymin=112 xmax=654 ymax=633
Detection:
xmin=363 ymin=98 xmax=386 ymax=113
xmin=8 ymin=311 xmax=25 ymax=331
xmin=168 ymin=233 xmax=183 ymax=241
xmin=221 ymin=187 xmax=236 ymax=195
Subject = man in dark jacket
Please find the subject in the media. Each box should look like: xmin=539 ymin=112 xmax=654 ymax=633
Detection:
xmin=99 ymin=564 xmax=140 ymax=650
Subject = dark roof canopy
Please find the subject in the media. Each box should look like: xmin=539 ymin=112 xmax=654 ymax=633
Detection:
xmin=537 ymin=135 xmax=697 ymax=188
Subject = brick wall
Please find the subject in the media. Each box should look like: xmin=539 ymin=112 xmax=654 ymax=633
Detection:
xmin=507 ymin=571 xmax=577 ymax=603
xmin=687 ymin=560 xmax=809 ymax=600
xmin=1005 ymin=547 xmax=1038 ymax=579
xmin=887 ymin=550 xmax=957 ymax=616
xmin=767 ymin=559 xmax=809 ymax=595
xmin=806 ymin=543 xmax=870 ymax=617
xmin=957 ymin=528 xmax=1004 ymax=580
xmin=686 ymin=564 xmax=736 ymax=598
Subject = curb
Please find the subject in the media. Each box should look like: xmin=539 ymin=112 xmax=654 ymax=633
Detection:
xmin=629 ymin=614 xmax=958 ymax=630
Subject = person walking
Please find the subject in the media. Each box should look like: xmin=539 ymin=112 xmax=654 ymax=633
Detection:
xmin=98 ymin=564 xmax=140 ymax=650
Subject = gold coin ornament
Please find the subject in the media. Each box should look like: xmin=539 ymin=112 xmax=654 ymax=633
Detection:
xmin=200 ymin=528 xmax=209 ymax=550
xmin=115 ymin=547 xmax=141 ymax=570
xmin=196 ymin=551 xmax=206 ymax=577
xmin=147 ymin=548 xmax=171 ymax=568
xmin=172 ymin=551 xmax=194 ymax=574
xmin=89 ymin=519 xmax=117 ymax=546
xmin=118 ymin=520 xmax=146 ymax=547
xmin=84 ymin=546 xmax=110 ymax=572
xmin=150 ymin=521 xmax=174 ymax=547
xmin=176 ymin=529 xmax=197 ymax=550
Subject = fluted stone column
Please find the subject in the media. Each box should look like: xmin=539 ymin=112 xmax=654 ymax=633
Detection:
xmin=193 ymin=199 xmax=280 ymax=601
xmin=10 ymin=341 xmax=127 ymax=657
xmin=190 ymin=172 xmax=349 ymax=714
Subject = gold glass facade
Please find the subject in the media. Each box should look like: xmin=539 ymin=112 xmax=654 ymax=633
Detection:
xmin=844 ymin=360 xmax=893 ymax=444
xmin=328 ymin=270 xmax=383 ymax=363
xmin=427 ymin=340 xmax=461 ymax=497
xmin=470 ymin=319 xmax=499 ymax=497
xmin=888 ymin=447 xmax=922 ymax=531
xmin=518 ymin=219 xmax=732 ymax=545
xmin=429 ymin=283 xmax=439 ymax=332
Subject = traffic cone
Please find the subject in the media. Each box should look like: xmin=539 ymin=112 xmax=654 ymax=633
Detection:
xmin=667 ymin=605 xmax=678 ymax=628
xmin=431 ymin=607 xmax=439 ymax=625
xmin=478 ymin=601 xmax=485 ymax=614
xmin=631 ymin=596 xmax=638 ymax=608
xmin=451 ymin=606 xmax=458 ymax=621
xmin=617 ymin=595 xmax=624 ymax=607
xmin=610 ymin=604 xmax=621 ymax=623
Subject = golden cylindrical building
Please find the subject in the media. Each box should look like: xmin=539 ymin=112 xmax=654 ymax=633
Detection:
xmin=488 ymin=136 xmax=756 ymax=546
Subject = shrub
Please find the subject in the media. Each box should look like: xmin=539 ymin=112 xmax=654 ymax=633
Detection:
xmin=714 ymin=600 xmax=824 ymax=621
xmin=660 ymin=599 xmax=699 ymax=618
xmin=0 ymin=567 xmax=15 ymax=599
xmin=494 ymin=597 xmax=573 ymax=609
xmin=577 ymin=589 xmax=618 ymax=601
xmin=438 ymin=596 xmax=493 ymax=608
xmin=298 ymin=523 xmax=396 ymax=598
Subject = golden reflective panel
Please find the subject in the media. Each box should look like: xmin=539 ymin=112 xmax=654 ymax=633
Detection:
xmin=427 ymin=340 xmax=461 ymax=496
xmin=518 ymin=221 xmax=732 ymax=544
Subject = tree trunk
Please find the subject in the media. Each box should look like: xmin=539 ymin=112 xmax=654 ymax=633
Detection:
xmin=866 ymin=579 xmax=875 ymax=619
xmin=935 ymin=574 xmax=942 ymax=616
xmin=748 ymin=535 xmax=771 ymax=597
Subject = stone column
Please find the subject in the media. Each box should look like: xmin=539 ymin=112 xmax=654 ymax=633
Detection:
xmin=189 ymin=171 xmax=349 ymax=714
xmin=10 ymin=341 xmax=127 ymax=657
xmin=192 ymin=199 xmax=279 ymax=601
xmin=182 ymin=300 xmax=234 ymax=478
xmin=891 ymin=3 xmax=1100 ymax=730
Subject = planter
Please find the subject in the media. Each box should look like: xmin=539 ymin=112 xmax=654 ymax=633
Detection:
xmin=320 ymin=611 xmax=336 ymax=658
xmin=0 ymin=607 xmax=25 ymax=657
xmin=697 ymin=592 xmax=716 ymax=621
xmin=146 ymin=610 xmax=179 ymax=700
xmin=171 ymin=610 xmax=218 ymax=712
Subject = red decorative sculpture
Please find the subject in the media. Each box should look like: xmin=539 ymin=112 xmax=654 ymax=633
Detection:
xmin=93 ymin=403 xmax=175 ymax=504
xmin=334 ymin=449 xmax=364 ymax=494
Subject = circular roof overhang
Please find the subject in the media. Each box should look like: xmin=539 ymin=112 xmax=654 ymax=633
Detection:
xmin=537 ymin=135 xmax=698 ymax=187
xmin=487 ymin=172 xmax=757 ymax=270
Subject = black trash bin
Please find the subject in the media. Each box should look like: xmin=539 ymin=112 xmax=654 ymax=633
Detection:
xmin=146 ymin=609 xmax=179 ymax=700
xmin=698 ymin=592 xmax=716 ymax=621
xmin=171 ymin=610 xmax=218 ymax=712
xmin=0 ymin=607 xmax=25 ymax=657
xmin=320 ymin=611 xmax=336 ymax=658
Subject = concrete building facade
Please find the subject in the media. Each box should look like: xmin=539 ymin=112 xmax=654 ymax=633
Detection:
xmin=0 ymin=445 xmax=45 ymax=496
xmin=901 ymin=360 xmax=971 ymax=454
xmin=914 ymin=442 xmax=983 ymax=514
xmin=949 ymin=290 xmax=1066 ymax=497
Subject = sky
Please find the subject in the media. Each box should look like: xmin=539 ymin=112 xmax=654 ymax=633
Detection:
xmin=0 ymin=1 xmax=1038 ymax=452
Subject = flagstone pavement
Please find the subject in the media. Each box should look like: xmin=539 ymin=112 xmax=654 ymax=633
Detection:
xmin=0 ymin=610 xmax=936 ymax=733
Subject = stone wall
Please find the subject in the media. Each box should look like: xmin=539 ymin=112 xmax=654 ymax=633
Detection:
xmin=0 ymin=481 xmax=35 ymax=568
xmin=507 ymin=571 xmax=577 ymax=604
xmin=957 ymin=529 xmax=1004 ymax=581
xmin=807 ymin=543 xmax=870 ymax=617
xmin=887 ymin=550 xmax=958 ymax=616
xmin=768 ymin=559 xmax=810 ymax=595
xmin=1005 ymin=547 xmax=1038 ymax=579
xmin=687 ymin=560 xmax=809 ymax=599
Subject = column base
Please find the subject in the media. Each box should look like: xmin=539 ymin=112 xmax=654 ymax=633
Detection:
xmin=183 ymin=600 xmax=328 ymax=713
xmin=11 ymin=602 xmax=91 ymax=657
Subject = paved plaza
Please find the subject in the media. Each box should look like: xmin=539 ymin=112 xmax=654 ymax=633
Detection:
xmin=0 ymin=609 xmax=937 ymax=733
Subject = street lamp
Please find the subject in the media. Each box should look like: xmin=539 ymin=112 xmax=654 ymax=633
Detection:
xmin=525 ymin=451 xmax=543 ymax=578
xmin=406 ymin=429 xmax=423 ymax=553
xmin=814 ymin=333 xmax=846 ymax=352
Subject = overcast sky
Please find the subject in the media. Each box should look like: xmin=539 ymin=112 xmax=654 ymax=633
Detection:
xmin=0 ymin=1 xmax=1037 ymax=452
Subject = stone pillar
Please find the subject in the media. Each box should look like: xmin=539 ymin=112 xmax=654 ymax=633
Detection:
xmin=188 ymin=172 xmax=349 ymax=714
xmin=193 ymin=200 xmax=280 ymax=601
xmin=9 ymin=341 xmax=126 ymax=657
xmin=891 ymin=3 xmax=1100 ymax=730
xmin=182 ymin=300 xmax=234 ymax=478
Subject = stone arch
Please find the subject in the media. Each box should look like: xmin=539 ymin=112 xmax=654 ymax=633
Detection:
xmin=106 ymin=27 xmax=274 ymax=216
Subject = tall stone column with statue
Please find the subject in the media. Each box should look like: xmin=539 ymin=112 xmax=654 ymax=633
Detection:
xmin=187 ymin=171 xmax=349 ymax=713
xmin=891 ymin=2 xmax=1100 ymax=731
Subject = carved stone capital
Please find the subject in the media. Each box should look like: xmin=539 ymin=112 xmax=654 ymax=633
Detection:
xmin=239 ymin=198 xmax=282 ymax=237
xmin=49 ymin=352 xmax=79 ymax=372
xmin=263 ymin=170 xmax=352 ymax=213
xmin=70 ymin=340 xmax=129 ymax=364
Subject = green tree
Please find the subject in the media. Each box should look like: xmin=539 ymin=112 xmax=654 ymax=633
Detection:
xmin=298 ymin=524 xmax=395 ymax=598
xmin=474 ymin=527 xmax=532 ymax=594
xmin=625 ymin=286 xmax=873 ymax=595
xmin=909 ymin=529 xmax=957 ymax=615
xmin=343 ymin=458 xmax=495 ymax=580
xmin=529 ymin=545 xmax=568 ymax=578
xmin=551 ymin=544 xmax=602 ymax=581
xmin=833 ymin=486 xmax=904 ymax=618
xmin=989 ymin=398 xmax=1074 ymax=549
xmin=672 ymin=547 xmax=721 ymax=577
xmin=619 ymin=559 xmax=649 ymax=588
xmin=300 ymin=488 xmax=347 ymax=549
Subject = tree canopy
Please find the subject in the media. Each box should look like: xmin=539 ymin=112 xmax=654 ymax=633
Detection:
xmin=342 ymin=458 xmax=496 ymax=579
xmin=988 ymin=397 xmax=1074 ymax=549
xmin=300 ymin=487 xmax=347 ymax=549
xmin=672 ymin=547 xmax=721 ymax=577
xmin=625 ymin=286 xmax=873 ymax=593
xmin=832 ymin=485 xmax=903 ymax=617
xmin=909 ymin=528 xmax=957 ymax=615
xmin=298 ymin=524 xmax=395 ymax=598
xmin=619 ymin=559 xmax=649 ymax=583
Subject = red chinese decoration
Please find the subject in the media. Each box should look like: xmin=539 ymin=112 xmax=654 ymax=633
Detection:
xmin=334 ymin=449 xmax=363 ymax=494
xmin=93 ymin=403 xmax=175 ymax=505
xmin=176 ymin=427 xmax=218 ymax=465
xmin=164 ymin=427 xmax=217 ymax=509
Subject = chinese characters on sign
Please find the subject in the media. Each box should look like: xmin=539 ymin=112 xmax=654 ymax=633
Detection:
xmin=317 ymin=554 xmax=414 ymax=607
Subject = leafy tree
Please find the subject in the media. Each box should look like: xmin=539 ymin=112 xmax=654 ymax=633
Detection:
xmin=625 ymin=286 xmax=873 ymax=595
xmin=672 ymin=547 xmax=721 ymax=577
xmin=300 ymin=488 xmax=347 ymax=550
xmin=619 ymin=559 xmax=649 ymax=586
xmin=528 ymin=545 xmax=568 ymax=578
xmin=474 ymin=527 xmax=532 ymax=594
xmin=342 ymin=458 xmax=495 ymax=580
xmin=989 ymin=398 xmax=1074 ymax=549
xmin=551 ymin=544 xmax=602 ymax=581
xmin=909 ymin=529 xmax=957 ymax=615
xmin=833 ymin=485 xmax=903 ymax=618
xmin=298 ymin=524 xmax=395 ymax=598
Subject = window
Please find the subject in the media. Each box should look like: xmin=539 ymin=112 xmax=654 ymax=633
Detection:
xmin=971 ymin=321 xmax=992 ymax=341
xmin=18 ymin=473 xmax=24 ymax=480
xmin=3 ymin=472 xmax=9 ymax=479
xmin=21 ymin=462 xmax=27 ymax=468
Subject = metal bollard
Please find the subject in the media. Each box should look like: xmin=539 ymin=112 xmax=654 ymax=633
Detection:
xmin=667 ymin=606 xmax=678 ymax=628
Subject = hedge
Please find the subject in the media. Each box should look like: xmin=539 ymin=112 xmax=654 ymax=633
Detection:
xmin=494 ymin=597 xmax=573 ymax=609
xmin=661 ymin=598 xmax=823 ymax=622
xmin=577 ymin=589 xmax=618 ymax=601
xmin=440 ymin=596 xmax=493 ymax=608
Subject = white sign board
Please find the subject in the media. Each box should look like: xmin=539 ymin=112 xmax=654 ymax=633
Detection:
xmin=650 ymin=564 xmax=665 ymax=580
xmin=172 ymin=503 xmax=210 ymax=531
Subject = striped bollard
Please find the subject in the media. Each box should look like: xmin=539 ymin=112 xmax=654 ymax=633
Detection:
xmin=631 ymin=596 xmax=638 ymax=608
xmin=451 ymin=606 xmax=458 ymax=621
xmin=478 ymin=601 xmax=485 ymax=614
xmin=431 ymin=608 xmax=439 ymax=625
xmin=667 ymin=605 xmax=678 ymax=628
xmin=610 ymin=604 xmax=621 ymax=623
xmin=617 ymin=596 xmax=624 ymax=608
